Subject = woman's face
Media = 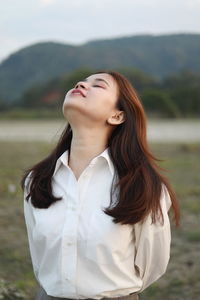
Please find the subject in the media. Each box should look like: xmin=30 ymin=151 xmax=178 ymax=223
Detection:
xmin=63 ymin=73 xmax=122 ymax=126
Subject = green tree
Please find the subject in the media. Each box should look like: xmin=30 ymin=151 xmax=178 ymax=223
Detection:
xmin=141 ymin=89 xmax=181 ymax=118
xmin=116 ymin=67 xmax=157 ymax=92
xmin=163 ymin=70 xmax=200 ymax=117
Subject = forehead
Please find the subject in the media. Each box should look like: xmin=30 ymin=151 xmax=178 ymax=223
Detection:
xmin=86 ymin=73 xmax=117 ymax=89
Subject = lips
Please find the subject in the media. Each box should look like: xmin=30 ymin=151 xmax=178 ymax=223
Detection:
xmin=71 ymin=89 xmax=86 ymax=97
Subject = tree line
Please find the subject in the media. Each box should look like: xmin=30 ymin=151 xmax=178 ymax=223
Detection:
xmin=1 ymin=67 xmax=200 ymax=118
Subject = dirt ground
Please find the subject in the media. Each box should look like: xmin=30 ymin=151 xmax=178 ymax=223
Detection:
xmin=0 ymin=119 xmax=200 ymax=143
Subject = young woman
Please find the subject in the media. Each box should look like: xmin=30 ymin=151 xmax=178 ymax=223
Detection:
xmin=22 ymin=70 xmax=179 ymax=300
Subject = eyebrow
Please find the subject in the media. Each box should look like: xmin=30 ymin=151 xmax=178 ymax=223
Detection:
xmin=83 ymin=78 xmax=110 ymax=86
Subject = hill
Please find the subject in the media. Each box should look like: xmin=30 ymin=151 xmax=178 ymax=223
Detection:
xmin=0 ymin=33 xmax=200 ymax=102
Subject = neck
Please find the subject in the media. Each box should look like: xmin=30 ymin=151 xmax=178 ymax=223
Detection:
xmin=67 ymin=127 xmax=110 ymax=178
xmin=69 ymin=127 xmax=109 ymax=161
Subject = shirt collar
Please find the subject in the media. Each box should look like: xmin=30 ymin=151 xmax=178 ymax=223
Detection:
xmin=53 ymin=147 xmax=115 ymax=177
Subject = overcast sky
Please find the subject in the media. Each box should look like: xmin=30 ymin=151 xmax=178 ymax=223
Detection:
xmin=1 ymin=0 xmax=200 ymax=62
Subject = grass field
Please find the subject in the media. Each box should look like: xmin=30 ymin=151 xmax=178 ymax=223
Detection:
xmin=0 ymin=141 xmax=200 ymax=299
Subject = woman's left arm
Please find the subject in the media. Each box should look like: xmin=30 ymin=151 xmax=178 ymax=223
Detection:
xmin=134 ymin=185 xmax=171 ymax=292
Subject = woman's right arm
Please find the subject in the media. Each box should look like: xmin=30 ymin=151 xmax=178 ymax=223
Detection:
xmin=23 ymin=174 xmax=39 ymax=280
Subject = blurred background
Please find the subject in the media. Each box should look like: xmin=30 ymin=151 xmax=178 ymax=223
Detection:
xmin=0 ymin=0 xmax=199 ymax=299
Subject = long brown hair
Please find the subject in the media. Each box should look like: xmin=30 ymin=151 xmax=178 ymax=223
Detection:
xmin=21 ymin=70 xmax=180 ymax=226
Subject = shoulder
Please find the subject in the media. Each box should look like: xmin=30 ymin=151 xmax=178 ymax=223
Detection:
xmin=23 ymin=171 xmax=33 ymax=193
xmin=160 ymin=184 xmax=172 ymax=212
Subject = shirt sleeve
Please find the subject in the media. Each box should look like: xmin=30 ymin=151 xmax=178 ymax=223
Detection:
xmin=134 ymin=185 xmax=171 ymax=292
xmin=23 ymin=174 xmax=39 ymax=281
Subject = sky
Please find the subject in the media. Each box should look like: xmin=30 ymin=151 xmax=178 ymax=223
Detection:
xmin=1 ymin=0 xmax=200 ymax=62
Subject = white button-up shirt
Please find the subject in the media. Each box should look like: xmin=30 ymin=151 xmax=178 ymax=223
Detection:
xmin=24 ymin=147 xmax=171 ymax=299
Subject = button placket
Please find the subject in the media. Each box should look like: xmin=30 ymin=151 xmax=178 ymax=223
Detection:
xmin=62 ymin=160 xmax=95 ymax=287
xmin=61 ymin=172 xmax=79 ymax=286
xmin=77 ymin=165 xmax=94 ymax=210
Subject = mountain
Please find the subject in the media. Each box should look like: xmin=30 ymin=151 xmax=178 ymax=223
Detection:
xmin=0 ymin=33 xmax=200 ymax=102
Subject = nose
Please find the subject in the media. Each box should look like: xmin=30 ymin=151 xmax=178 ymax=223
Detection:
xmin=75 ymin=81 xmax=88 ymax=89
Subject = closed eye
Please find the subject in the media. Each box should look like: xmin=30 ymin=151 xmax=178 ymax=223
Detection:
xmin=93 ymin=85 xmax=104 ymax=88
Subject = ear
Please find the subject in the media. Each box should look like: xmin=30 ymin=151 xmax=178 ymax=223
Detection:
xmin=107 ymin=110 xmax=125 ymax=125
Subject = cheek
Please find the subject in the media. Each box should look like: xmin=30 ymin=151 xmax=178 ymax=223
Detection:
xmin=95 ymin=96 xmax=116 ymax=113
xmin=88 ymin=100 xmax=114 ymax=122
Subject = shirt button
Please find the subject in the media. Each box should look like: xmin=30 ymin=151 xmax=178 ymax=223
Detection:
xmin=69 ymin=206 xmax=76 ymax=210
